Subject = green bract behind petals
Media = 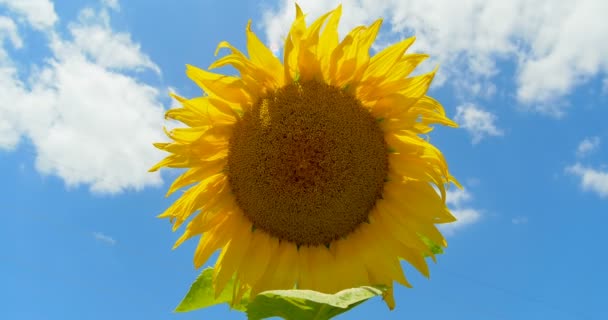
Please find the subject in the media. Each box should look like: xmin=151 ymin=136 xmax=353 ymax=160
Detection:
xmin=246 ymin=286 xmax=388 ymax=320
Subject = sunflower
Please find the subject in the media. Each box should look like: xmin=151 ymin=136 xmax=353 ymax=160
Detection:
xmin=151 ymin=4 xmax=458 ymax=309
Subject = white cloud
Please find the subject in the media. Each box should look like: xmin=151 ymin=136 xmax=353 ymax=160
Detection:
xmin=0 ymin=16 xmax=22 ymax=51
xmin=0 ymin=16 xmax=24 ymax=149
xmin=102 ymin=0 xmax=120 ymax=11
xmin=511 ymin=216 xmax=529 ymax=225
xmin=445 ymin=187 xmax=472 ymax=207
xmin=576 ymin=136 xmax=600 ymax=158
xmin=262 ymin=0 xmax=608 ymax=114
xmin=566 ymin=163 xmax=608 ymax=198
xmin=516 ymin=0 xmax=608 ymax=106
xmin=0 ymin=0 xmax=57 ymax=30
xmin=93 ymin=231 xmax=117 ymax=245
xmin=0 ymin=3 xmax=166 ymax=193
xmin=454 ymin=103 xmax=503 ymax=144
xmin=440 ymin=188 xmax=482 ymax=235
xmin=66 ymin=8 xmax=159 ymax=73
xmin=0 ymin=66 xmax=25 ymax=149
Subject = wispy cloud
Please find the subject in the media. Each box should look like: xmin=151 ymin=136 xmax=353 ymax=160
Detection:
xmin=454 ymin=104 xmax=503 ymax=144
xmin=93 ymin=232 xmax=117 ymax=245
xmin=576 ymin=136 xmax=600 ymax=158
xmin=511 ymin=216 xmax=529 ymax=225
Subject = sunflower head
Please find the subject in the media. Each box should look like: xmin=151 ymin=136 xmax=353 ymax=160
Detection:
xmin=152 ymin=4 xmax=459 ymax=309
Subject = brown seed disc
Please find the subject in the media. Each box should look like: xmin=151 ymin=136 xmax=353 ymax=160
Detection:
xmin=226 ymin=80 xmax=388 ymax=246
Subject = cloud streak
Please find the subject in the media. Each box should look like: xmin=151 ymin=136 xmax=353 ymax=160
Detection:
xmin=93 ymin=231 xmax=117 ymax=245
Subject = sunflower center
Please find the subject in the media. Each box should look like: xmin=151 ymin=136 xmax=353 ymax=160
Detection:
xmin=227 ymin=80 xmax=387 ymax=246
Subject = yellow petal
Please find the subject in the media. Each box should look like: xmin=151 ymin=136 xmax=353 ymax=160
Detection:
xmin=192 ymin=214 xmax=235 ymax=268
xmin=395 ymin=241 xmax=430 ymax=278
xmin=172 ymin=207 xmax=228 ymax=248
xmin=359 ymin=67 xmax=436 ymax=103
xmin=297 ymin=9 xmax=334 ymax=81
xmin=283 ymin=4 xmax=307 ymax=82
xmin=186 ymin=64 xmax=254 ymax=106
xmin=377 ymin=198 xmax=445 ymax=262
xmin=383 ymin=287 xmax=396 ymax=310
xmin=383 ymin=180 xmax=456 ymax=224
xmin=245 ymin=21 xmax=285 ymax=88
xmin=375 ymin=208 xmax=430 ymax=278
xmin=148 ymin=154 xmax=190 ymax=172
xmin=251 ymin=241 xmax=299 ymax=296
xmin=384 ymin=132 xmax=427 ymax=155
xmin=395 ymin=67 xmax=437 ymax=97
xmin=362 ymin=36 xmax=416 ymax=82
xmin=165 ymin=159 xmax=226 ymax=197
xmin=307 ymin=246 xmax=338 ymax=293
xmin=330 ymin=19 xmax=382 ymax=87
xmin=389 ymin=53 xmax=430 ymax=81
xmin=330 ymin=237 xmax=369 ymax=289
xmin=373 ymin=202 xmax=432 ymax=255
xmin=163 ymin=126 xmax=207 ymax=144
xmin=249 ymin=254 xmax=280 ymax=297
xmin=213 ymin=215 xmax=252 ymax=298
xmin=359 ymin=218 xmax=412 ymax=288
xmin=389 ymin=154 xmax=448 ymax=200
xmin=158 ymin=173 xmax=228 ymax=230
xmin=318 ymin=5 xmax=342 ymax=82
xmin=168 ymin=94 xmax=237 ymax=126
xmin=327 ymin=26 xmax=364 ymax=86
xmin=237 ymin=230 xmax=277 ymax=287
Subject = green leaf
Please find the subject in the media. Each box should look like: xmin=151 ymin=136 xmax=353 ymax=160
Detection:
xmin=175 ymin=267 xmax=249 ymax=313
xmin=246 ymin=286 xmax=387 ymax=320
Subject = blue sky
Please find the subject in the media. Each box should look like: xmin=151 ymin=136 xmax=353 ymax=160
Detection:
xmin=2 ymin=0 xmax=607 ymax=319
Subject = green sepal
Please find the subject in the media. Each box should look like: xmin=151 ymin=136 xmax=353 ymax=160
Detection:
xmin=420 ymin=235 xmax=444 ymax=256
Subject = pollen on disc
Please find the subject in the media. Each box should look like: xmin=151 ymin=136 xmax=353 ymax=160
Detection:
xmin=226 ymin=80 xmax=388 ymax=246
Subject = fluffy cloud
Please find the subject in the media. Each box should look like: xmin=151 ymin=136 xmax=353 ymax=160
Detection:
xmin=262 ymin=0 xmax=608 ymax=114
xmin=440 ymin=188 xmax=481 ymax=235
xmin=0 ymin=0 xmax=57 ymax=30
xmin=0 ymin=0 xmax=166 ymax=194
xmin=566 ymin=164 xmax=608 ymax=198
xmin=102 ymin=0 xmax=119 ymax=11
xmin=576 ymin=136 xmax=600 ymax=158
xmin=0 ymin=16 xmax=21 ymax=51
xmin=454 ymin=103 xmax=503 ymax=144
xmin=567 ymin=136 xmax=607 ymax=198
xmin=66 ymin=8 xmax=159 ymax=73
